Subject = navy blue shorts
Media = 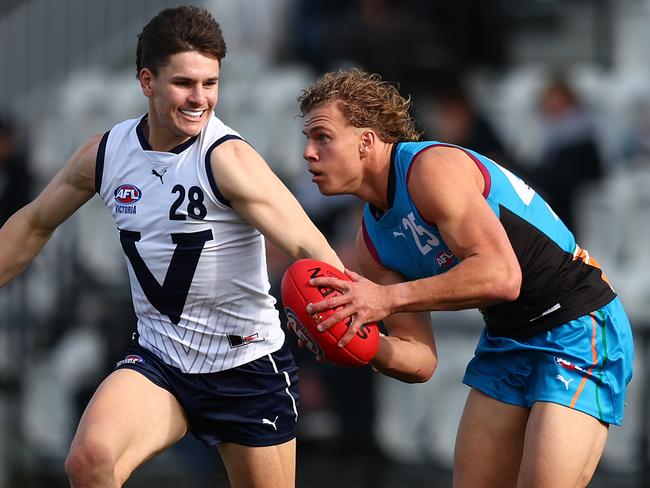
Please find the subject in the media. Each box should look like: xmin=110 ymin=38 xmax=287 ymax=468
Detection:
xmin=114 ymin=341 xmax=299 ymax=447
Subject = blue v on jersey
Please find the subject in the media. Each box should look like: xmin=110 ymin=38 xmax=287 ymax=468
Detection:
xmin=95 ymin=114 xmax=285 ymax=373
xmin=361 ymin=141 xmax=616 ymax=339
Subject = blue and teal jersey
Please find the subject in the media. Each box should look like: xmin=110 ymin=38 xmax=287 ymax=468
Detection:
xmin=361 ymin=141 xmax=615 ymax=338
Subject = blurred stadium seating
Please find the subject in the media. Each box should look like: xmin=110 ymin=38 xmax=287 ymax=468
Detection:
xmin=1 ymin=0 xmax=650 ymax=486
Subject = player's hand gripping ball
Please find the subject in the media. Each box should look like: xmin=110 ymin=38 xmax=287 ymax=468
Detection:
xmin=281 ymin=259 xmax=380 ymax=367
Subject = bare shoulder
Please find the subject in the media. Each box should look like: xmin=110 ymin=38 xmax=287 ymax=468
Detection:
xmin=208 ymin=137 xmax=279 ymax=203
xmin=63 ymin=133 xmax=104 ymax=192
xmin=410 ymin=145 xmax=481 ymax=182
xmin=24 ymin=133 xmax=104 ymax=231
xmin=209 ymin=137 xmax=262 ymax=179
xmin=408 ymin=145 xmax=486 ymax=222
xmin=209 ymin=136 xmax=254 ymax=164
xmin=69 ymin=133 xmax=104 ymax=174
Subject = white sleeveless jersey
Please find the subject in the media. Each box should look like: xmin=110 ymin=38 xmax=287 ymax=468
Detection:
xmin=96 ymin=113 xmax=285 ymax=373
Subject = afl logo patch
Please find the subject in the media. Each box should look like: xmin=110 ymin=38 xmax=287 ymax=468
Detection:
xmin=434 ymin=250 xmax=456 ymax=267
xmin=114 ymin=184 xmax=142 ymax=204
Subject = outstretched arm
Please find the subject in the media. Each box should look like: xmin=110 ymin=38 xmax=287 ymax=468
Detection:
xmin=209 ymin=139 xmax=343 ymax=270
xmin=0 ymin=135 xmax=99 ymax=286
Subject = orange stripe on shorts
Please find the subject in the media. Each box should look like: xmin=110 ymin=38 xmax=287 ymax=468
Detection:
xmin=569 ymin=312 xmax=598 ymax=408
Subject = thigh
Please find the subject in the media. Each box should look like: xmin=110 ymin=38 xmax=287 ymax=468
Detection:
xmin=218 ymin=438 xmax=295 ymax=488
xmin=70 ymin=369 xmax=189 ymax=483
xmin=518 ymin=401 xmax=608 ymax=488
xmin=453 ymin=389 xmax=529 ymax=488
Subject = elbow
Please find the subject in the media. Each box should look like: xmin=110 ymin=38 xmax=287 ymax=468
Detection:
xmin=371 ymin=337 xmax=437 ymax=383
xmin=372 ymin=357 xmax=438 ymax=384
xmin=504 ymin=266 xmax=522 ymax=302
xmin=501 ymin=273 xmax=521 ymax=302
xmin=403 ymin=354 xmax=438 ymax=384
xmin=411 ymin=362 xmax=437 ymax=384
xmin=489 ymin=264 xmax=521 ymax=303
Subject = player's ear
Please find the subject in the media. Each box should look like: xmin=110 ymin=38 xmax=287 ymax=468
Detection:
xmin=359 ymin=130 xmax=375 ymax=154
xmin=139 ymin=68 xmax=154 ymax=97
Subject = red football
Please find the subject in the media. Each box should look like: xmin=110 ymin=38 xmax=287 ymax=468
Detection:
xmin=281 ymin=259 xmax=380 ymax=367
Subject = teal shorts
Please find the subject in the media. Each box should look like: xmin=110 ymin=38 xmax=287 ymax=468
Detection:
xmin=462 ymin=297 xmax=634 ymax=425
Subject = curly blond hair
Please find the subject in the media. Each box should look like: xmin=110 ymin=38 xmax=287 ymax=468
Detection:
xmin=298 ymin=68 xmax=421 ymax=143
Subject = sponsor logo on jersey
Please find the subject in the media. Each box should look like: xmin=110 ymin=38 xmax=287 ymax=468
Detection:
xmin=554 ymin=356 xmax=602 ymax=384
xmin=434 ymin=249 xmax=456 ymax=267
xmin=115 ymin=354 xmax=144 ymax=368
xmin=227 ymin=333 xmax=265 ymax=348
xmin=284 ymin=308 xmax=324 ymax=358
xmin=114 ymin=184 xmax=141 ymax=215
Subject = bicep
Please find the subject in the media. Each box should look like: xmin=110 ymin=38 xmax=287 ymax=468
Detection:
xmin=211 ymin=141 xmax=317 ymax=245
xmin=27 ymin=136 xmax=98 ymax=234
xmin=410 ymin=148 xmax=514 ymax=261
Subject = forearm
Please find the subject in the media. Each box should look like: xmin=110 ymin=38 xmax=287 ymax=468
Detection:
xmin=0 ymin=209 xmax=53 ymax=286
xmin=231 ymin=194 xmax=344 ymax=271
xmin=387 ymin=256 xmax=520 ymax=314
xmin=275 ymin=219 xmax=344 ymax=271
xmin=296 ymin=235 xmax=343 ymax=271
xmin=370 ymin=334 xmax=437 ymax=383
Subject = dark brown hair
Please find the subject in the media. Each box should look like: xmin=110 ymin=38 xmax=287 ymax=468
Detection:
xmin=298 ymin=68 xmax=421 ymax=142
xmin=135 ymin=6 xmax=227 ymax=77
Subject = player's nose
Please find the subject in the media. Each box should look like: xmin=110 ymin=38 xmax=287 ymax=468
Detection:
xmin=303 ymin=142 xmax=318 ymax=163
xmin=188 ymin=85 xmax=207 ymax=105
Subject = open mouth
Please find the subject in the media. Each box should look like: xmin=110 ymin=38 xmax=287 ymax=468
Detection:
xmin=308 ymin=168 xmax=324 ymax=182
xmin=180 ymin=109 xmax=205 ymax=120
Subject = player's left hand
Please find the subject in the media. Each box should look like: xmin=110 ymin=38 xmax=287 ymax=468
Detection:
xmin=306 ymin=269 xmax=391 ymax=347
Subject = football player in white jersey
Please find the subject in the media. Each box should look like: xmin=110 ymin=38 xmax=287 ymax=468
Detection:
xmin=0 ymin=6 xmax=342 ymax=488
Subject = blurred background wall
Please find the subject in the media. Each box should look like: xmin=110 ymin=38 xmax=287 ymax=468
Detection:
xmin=1 ymin=0 xmax=649 ymax=487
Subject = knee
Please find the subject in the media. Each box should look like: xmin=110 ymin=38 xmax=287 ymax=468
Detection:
xmin=65 ymin=438 xmax=117 ymax=487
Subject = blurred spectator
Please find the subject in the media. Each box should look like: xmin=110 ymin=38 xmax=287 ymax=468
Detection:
xmin=424 ymin=77 xmax=510 ymax=164
xmin=0 ymin=115 xmax=32 ymax=226
xmin=528 ymin=75 xmax=604 ymax=231
xmin=620 ymin=98 xmax=650 ymax=169
xmin=291 ymin=0 xmax=507 ymax=93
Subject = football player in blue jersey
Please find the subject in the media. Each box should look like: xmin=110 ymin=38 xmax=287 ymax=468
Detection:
xmin=299 ymin=68 xmax=633 ymax=488
xmin=0 ymin=6 xmax=344 ymax=488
